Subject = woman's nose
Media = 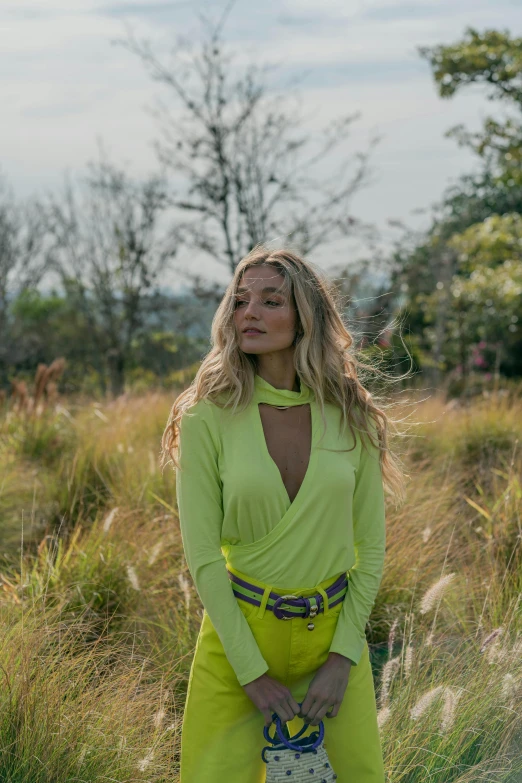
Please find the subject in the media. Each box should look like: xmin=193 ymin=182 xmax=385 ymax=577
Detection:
xmin=243 ymin=299 xmax=261 ymax=317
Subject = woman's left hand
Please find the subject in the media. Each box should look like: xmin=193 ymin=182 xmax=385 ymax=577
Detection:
xmin=298 ymin=653 xmax=352 ymax=724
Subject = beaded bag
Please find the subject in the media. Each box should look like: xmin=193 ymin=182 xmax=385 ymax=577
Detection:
xmin=261 ymin=702 xmax=338 ymax=781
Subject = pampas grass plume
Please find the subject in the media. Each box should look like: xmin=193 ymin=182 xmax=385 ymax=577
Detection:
xmin=127 ymin=565 xmax=140 ymax=591
xmin=388 ymin=617 xmax=399 ymax=658
xmin=419 ymin=573 xmax=456 ymax=615
xmin=153 ymin=708 xmax=166 ymax=729
xmin=102 ymin=506 xmax=119 ymax=533
xmin=480 ymin=627 xmax=504 ymax=653
xmin=500 ymin=673 xmax=517 ymax=701
xmin=380 ymin=655 xmax=401 ymax=709
xmin=148 ymin=541 xmax=163 ymax=566
xmin=178 ymin=571 xmax=192 ymax=610
xmin=137 ymin=750 xmax=154 ymax=771
xmin=377 ymin=706 xmax=391 ymax=729
xmin=410 ymin=685 xmax=444 ymax=720
xmin=440 ymin=687 xmax=464 ymax=733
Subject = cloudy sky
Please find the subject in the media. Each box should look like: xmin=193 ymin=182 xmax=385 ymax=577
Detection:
xmin=3 ymin=0 xmax=522 ymax=287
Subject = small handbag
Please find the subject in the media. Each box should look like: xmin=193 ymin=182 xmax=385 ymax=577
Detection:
xmin=261 ymin=702 xmax=338 ymax=781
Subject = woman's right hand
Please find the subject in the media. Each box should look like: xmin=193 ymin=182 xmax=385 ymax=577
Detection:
xmin=243 ymin=673 xmax=302 ymax=727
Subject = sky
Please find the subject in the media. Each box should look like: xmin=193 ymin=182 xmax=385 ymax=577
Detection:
xmin=2 ymin=0 xmax=522 ymax=289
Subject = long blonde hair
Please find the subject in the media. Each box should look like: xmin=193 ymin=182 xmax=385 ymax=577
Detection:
xmin=161 ymin=245 xmax=414 ymax=505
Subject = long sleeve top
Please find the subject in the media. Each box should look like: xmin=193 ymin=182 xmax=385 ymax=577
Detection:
xmin=175 ymin=372 xmax=386 ymax=686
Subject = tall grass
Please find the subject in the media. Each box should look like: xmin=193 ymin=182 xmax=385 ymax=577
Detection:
xmin=0 ymin=373 xmax=521 ymax=781
xmin=0 ymin=601 xmax=183 ymax=781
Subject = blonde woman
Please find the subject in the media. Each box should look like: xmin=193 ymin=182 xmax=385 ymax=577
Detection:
xmin=161 ymin=246 xmax=407 ymax=781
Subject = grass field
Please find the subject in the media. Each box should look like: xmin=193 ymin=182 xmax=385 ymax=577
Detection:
xmin=0 ymin=382 xmax=521 ymax=782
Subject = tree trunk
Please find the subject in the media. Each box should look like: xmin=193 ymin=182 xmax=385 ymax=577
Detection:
xmin=106 ymin=347 xmax=125 ymax=398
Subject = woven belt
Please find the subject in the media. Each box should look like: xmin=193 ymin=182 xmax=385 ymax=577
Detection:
xmin=227 ymin=567 xmax=348 ymax=625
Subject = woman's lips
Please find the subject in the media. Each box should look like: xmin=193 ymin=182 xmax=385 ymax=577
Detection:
xmin=243 ymin=329 xmax=265 ymax=334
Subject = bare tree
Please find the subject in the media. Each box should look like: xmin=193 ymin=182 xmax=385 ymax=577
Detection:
xmin=116 ymin=9 xmax=379 ymax=278
xmin=44 ymin=150 xmax=179 ymax=397
xmin=0 ymin=172 xmax=49 ymax=380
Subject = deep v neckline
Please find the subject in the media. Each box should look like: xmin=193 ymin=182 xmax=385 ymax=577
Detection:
xmin=251 ymin=373 xmax=317 ymax=512
xmin=255 ymin=402 xmax=314 ymax=508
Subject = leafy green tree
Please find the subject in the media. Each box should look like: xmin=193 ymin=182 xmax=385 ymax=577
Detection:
xmin=387 ymin=28 xmax=522 ymax=384
xmin=421 ymin=215 xmax=522 ymax=378
xmin=420 ymin=27 xmax=522 ymax=186
xmin=420 ymin=27 xmax=522 ymax=102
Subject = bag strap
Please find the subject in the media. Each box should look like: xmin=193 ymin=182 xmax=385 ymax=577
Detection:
xmin=262 ymin=702 xmax=325 ymax=752
xmin=263 ymin=716 xmax=308 ymax=747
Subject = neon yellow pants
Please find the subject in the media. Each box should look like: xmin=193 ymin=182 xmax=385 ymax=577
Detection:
xmin=180 ymin=565 xmax=385 ymax=782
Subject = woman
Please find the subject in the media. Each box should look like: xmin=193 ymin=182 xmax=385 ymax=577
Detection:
xmin=161 ymin=246 xmax=407 ymax=782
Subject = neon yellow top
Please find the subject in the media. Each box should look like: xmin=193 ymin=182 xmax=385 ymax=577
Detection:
xmin=175 ymin=373 xmax=386 ymax=686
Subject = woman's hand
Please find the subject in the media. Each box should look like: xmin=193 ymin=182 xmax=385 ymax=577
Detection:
xmin=298 ymin=653 xmax=352 ymax=725
xmin=242 ymin=673 xmax=302 ymax=727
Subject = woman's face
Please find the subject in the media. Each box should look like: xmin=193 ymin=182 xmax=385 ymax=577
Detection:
xmin=233 ymin=265 xmax=298 ymax=356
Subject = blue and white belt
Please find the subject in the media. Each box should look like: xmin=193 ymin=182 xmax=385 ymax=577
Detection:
xmin=226 ymin=567 xmax=348 ymax=631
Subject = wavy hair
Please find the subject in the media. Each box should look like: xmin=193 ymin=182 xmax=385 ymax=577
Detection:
xmin=161 ymin=244 xmax=414 ymax=505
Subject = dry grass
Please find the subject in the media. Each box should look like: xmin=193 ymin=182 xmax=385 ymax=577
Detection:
xmin=0 ymin=376 xmax=521 ymax=781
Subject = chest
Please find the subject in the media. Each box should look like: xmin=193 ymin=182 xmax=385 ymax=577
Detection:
xmin=257 ymin=402 xmax=311 ymax=504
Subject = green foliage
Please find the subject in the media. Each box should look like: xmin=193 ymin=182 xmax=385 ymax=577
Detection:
xmin=126 ymin=367 xmax=159 ymax=394
xmin=163 ymin=361 xmax=201 ymax=389
xmin=447 ymin=116 xmax=522 ymax=186
xmin=126 ymin=331 xmax=203 ymax=388
xmin=5 ymin=522 xmax=139 ymax=635
xmin=450 ymin=260 xmax=521 ymax=330
xmin=453 ymin=416 xmax=518 ymax=467
xmin=448 ymin=212 xmax=522 ymax=269
xmin=3 ymin=279 xmax=206 ymax=399
xmin=435 ymin=170 xmax=522 ymax=240
xmin=6 ymin=287 xmax=104 ymax=394
xmin=11 ymin=287 xmax=66 ymax=321
xmin=0 ymin=407 xmax=76 ymax=467
xmin=417 ymin=215 xmax=522 ymax=374
xmin=420 ymin=27 xmax=522 ymax=188
xmin=391 ymin=28 xmax=522 ymax=380
xmin=419 ymin=27 xmax=522 ymax=103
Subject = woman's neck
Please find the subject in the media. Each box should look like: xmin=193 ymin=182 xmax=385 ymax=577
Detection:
xmin=255 ymin=368 xmax=300 ymax=393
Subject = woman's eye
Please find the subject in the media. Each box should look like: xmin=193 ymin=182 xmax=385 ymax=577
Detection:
xmin=235 ymin=299 xmax=280 ymax=307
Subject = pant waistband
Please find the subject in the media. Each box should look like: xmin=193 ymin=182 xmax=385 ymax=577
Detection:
xmin=226 ymin=565 xmax=348 ymax=620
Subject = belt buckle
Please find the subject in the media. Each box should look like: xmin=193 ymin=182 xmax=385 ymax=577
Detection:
xmin=273 ymin=594 xmax=300 ymax=620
